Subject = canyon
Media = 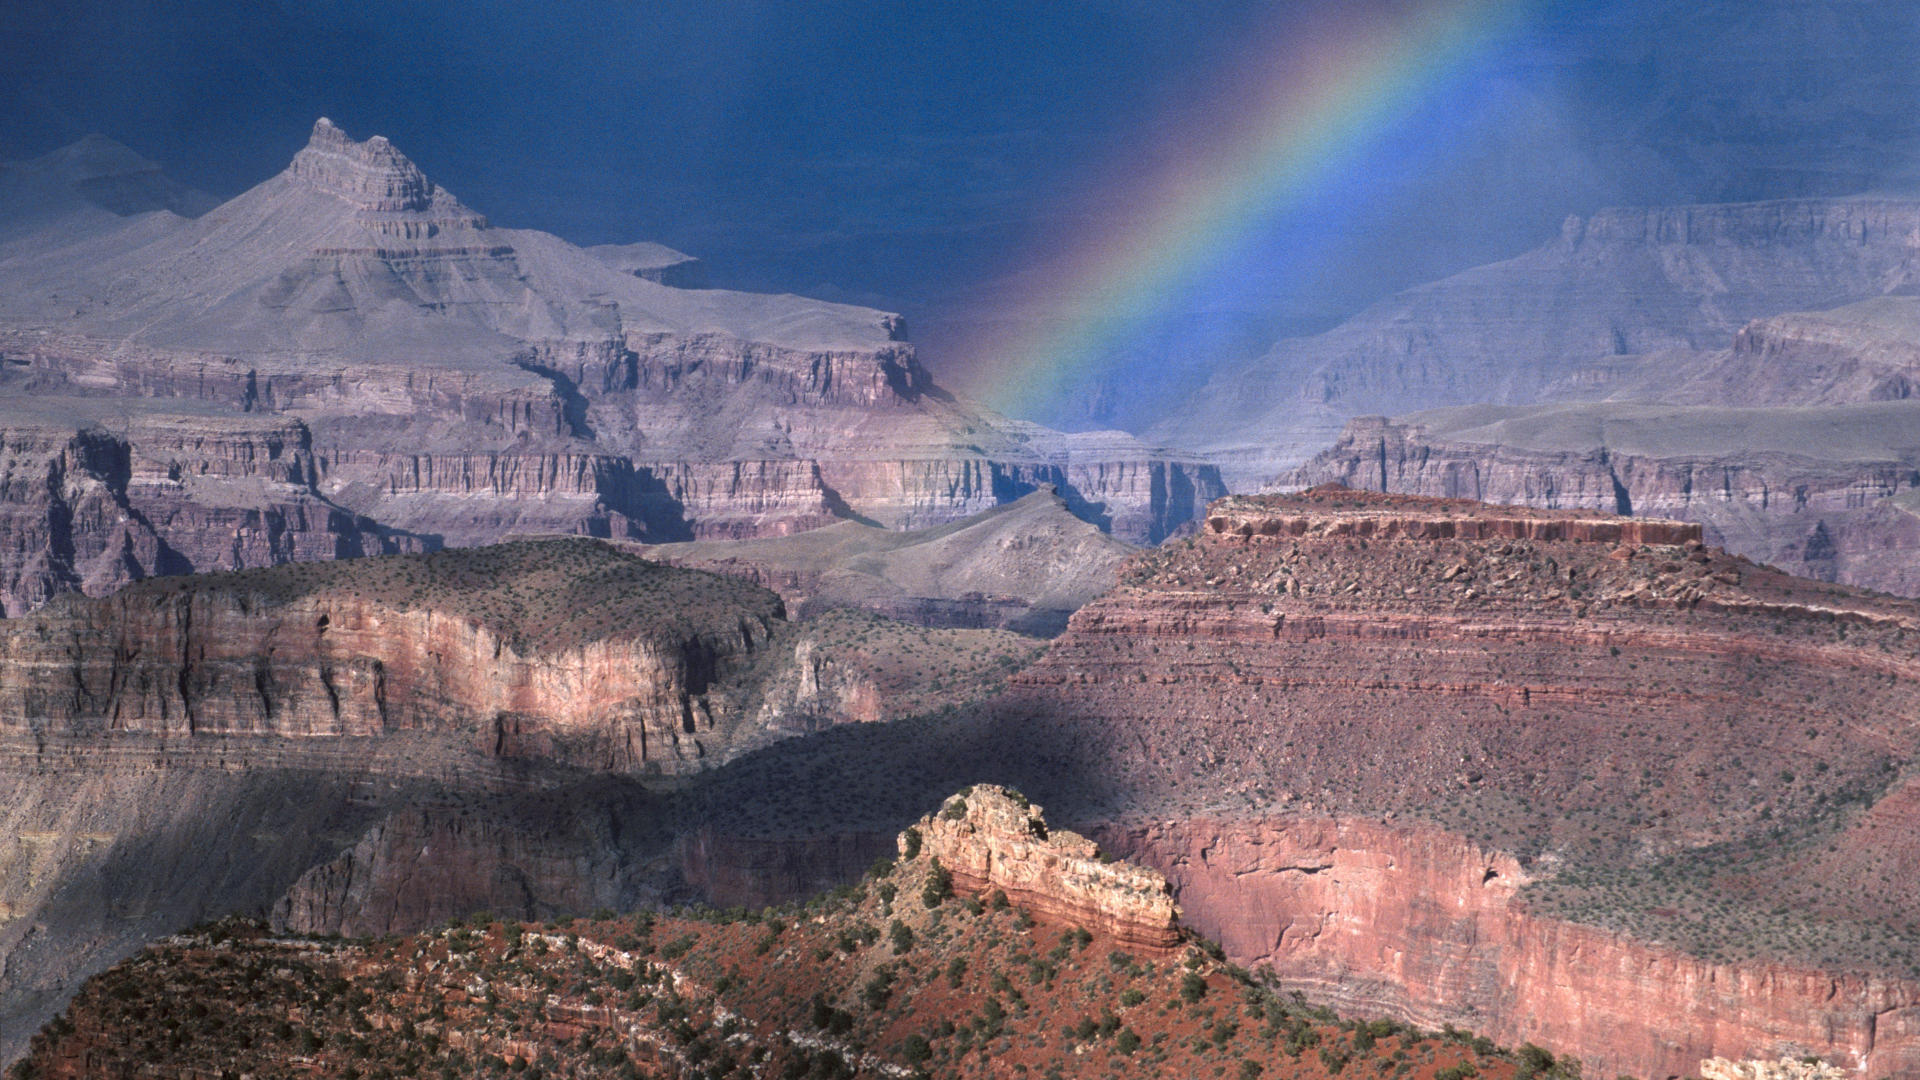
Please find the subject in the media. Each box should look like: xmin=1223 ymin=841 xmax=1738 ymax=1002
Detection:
xmin=0 ymin=537 xmax=1039 ymax=1063
xmin=0 ymin=120 xmax=1221 ymax=615
xmin=14 ymin=799 xmax=1529 ymax=1080
xmin=1285 ymin=407 xmax=1920 ymax=596
xmin=10 ymin=490 xmax=1920 ymax=1076
xmin=649 ymin=484 xmax=1137 ymax=635
xmin=1149 ymin=197 xmax=1920 ymax=490
xmin=669 ymin=488 xmax=1920 ymax=1078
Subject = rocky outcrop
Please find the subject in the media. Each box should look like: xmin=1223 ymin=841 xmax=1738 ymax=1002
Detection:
xmin=1285 ymin=412 xmax=1920 ymax=596
xmin=1149 ymin=196 xmax=1920 ymax=487
xmin=1702 ymin=1058 xmax=1849 ymax=1080
xmin=0 ymin=540 xmax=783 ymax=774
xmin=1687 ymin=297 xmax=1920 ymax=405
xmin=908 ymin=785 xmax=1181 ymax=954
xmin=1100 ymin=817 xmax=1920 ymax=1080
xmin=0 ymin=120 xmax=1221 ymax=614
xmin=0 ymin=400 xmax=400 ymax=616
xmin=1206 ymin=489 xmax=1701 ymax=545
xmin=961 ymin=489 xmax=1920 ymax=1078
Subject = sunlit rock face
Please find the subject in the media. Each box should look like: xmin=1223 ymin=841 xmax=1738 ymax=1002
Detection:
xmin=979 ymin=488 xmax=1920 ymax=1079
xmin=0 ymin=119 xmax=1223 ymax=615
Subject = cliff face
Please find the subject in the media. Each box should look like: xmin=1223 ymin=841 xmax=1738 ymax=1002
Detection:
xmin=1147 ymin=197 xmax=1920 ymax=487
xmin=0 ymin=541 xmax=781 ymax=773
xmin=1286 ymin=412 xmax=1920 ymax=596
xmin=0 ymin=402 xmax=400 ymax=616
xmin=968 ymin=488 xmax=1920 ymax=1078
xmin=910 ymin=785 xmax=1182 ymax=954
xmin=1099 ymin=818 xmax=1920 ymax=1080
xmin=0 ymin=120 xmax=1222 ymax=614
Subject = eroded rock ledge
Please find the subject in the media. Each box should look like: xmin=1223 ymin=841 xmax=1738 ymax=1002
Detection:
xmin=906 ymin=784 xmax=1182 ymax=954
xmin=1208 ymin=485 xmax=1701 ymax=546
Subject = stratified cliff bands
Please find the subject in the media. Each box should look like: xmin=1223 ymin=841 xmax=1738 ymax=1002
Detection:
xmin=0 ymin=120 xmax=1222 ymax=613
xmin=992 ymin=488 xmax=1920 ymax=1079
xmin=14 ymin=812 xmax=1530 ymax=1080
xmin=0 ymin=540 xmax=783 ymax=768
xmin=1286 ymin=409 xmax=1920 ymax=596
xmin=12 ymin=489 xmax=1920 ymax=1077
xmin=1150 ymin=197 xmax=1920 ymax=488
xmin=0 ymin=538 xmax=1040 ymax=1065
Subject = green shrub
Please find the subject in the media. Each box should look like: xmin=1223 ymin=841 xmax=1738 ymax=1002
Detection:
xmin=922 ymin=860 xmax=954 ymax=909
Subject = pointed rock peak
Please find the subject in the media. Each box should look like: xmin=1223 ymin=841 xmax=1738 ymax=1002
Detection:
xmin=25 ymin=134 xmax=160 ymax=182
xmin=287 ymin=117 xmax=439 ymax=213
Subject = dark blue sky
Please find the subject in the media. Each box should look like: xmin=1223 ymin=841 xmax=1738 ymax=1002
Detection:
xmin=5 ymin=0 xmax=1919 ymax=428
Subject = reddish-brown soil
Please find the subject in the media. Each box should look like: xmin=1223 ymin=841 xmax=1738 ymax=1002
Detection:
xmin=17 ymin=852 xmax=1526 ymax=1080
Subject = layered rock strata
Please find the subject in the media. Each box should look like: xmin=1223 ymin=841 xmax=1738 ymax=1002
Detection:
xmin=0 ymin=120 xmax=1222 ymax=613
xmin=1149 ymin=197 xmax=1920 ymax=487
xmin=0 ymin=540 xmax=782 ymax=772
xmin=908 ymin=785 xmax=1182 ymax=954
xmin=1286 ymin=411 xmax=1920 ymax=596
xmin=965 ymin=487 xmax=1920 ymax=1078
xmin=0 ymin=398 xmax=402 ymax=615
xmin=0 ymin=541 xmax=1055 ymax=1064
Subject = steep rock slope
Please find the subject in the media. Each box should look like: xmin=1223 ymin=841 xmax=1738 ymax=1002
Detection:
xmin=0 ymin=541 xmax=1044 ymax=1065
xmin=649 ymin=485 xmax=1137 ymax=634
xmin=1150 ymin=198 xmax=1920 ymax=488
xmin=0 ymin=120 xmax=1220 ymax=615
xmin=0 ymin=540 xmax=784 ymax=770
xmin=19 ymin=798 xmax=1531 ymax=1080
xmin=1009 ymin=489 xmax=1920 ymax=1079
xmin=1285 ymin=408 xmax=1920 ymax=596
xmin=663 ymin=488 xmax=1920 ymax=1079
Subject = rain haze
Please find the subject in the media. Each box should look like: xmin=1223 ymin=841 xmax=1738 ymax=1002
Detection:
xmin=5 ymin=0 xmax=1919 ymax=430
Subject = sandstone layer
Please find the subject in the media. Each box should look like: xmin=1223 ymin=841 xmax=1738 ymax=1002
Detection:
xmin=672 ymin=487 xmax=1920 ymax=1078
xmin=1149 ymin=197 xmax=1920 ymax=488
xmin=1286 ymin=409 xmax=1920 ymax=596
xmin=0 ymin=539 xmax=1051 ymax=1064
xmin=0 ymin=120 xmax=1221 ymax=614
xmin=907 ymin=785 xmax=1182 ymax=954
xmin=649 ymin=485 xmax=1136 ymax=635
xmin=0 ymin=540 xmax=783 ymax=772
xmin=992 ymin=488 xmax=1920 ymax=1078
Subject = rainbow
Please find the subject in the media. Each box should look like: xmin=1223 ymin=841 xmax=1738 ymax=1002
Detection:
xmin=951 ymin=0 xmax=1531 ymax=418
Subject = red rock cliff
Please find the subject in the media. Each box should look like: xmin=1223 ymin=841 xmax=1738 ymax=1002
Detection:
xmin=985 ymin=488 xmax=1920 ymax=1078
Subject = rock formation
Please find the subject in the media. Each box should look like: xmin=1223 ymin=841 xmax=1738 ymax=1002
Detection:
xmin=1285 ymin=409 xmax=1920 ymax=596
xmin=0 ymin=540 xmax=783 ymax=771
xmin=990 ymin=487 xmax=1920 ymax=1079
xmin=0 ymin=120 xmax=1221 ymax=615
xmin=13 ymin=860 xmax=1523 ymax=1080
xmin=649 ymin=485 xmax=1137 ymax=634
xmin=905 ymin=785 xmax=1181 ymax=954
xmin=0 ymin=538 xmax=1054 ymax=1063
xmin=1147 ymin=197 xmax=1920 ymax=488
xmin=664 ymin=488 xmax=1920 ymax=1078
xmin=1701 ymin=1058 xmax=1849 ymax=1080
